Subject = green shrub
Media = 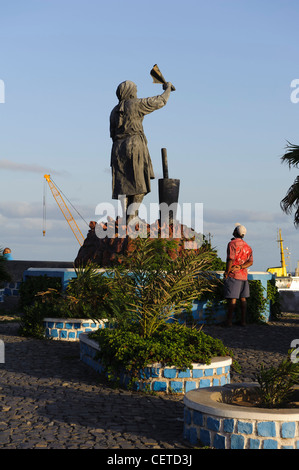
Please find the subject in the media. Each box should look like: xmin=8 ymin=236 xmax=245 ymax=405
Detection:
xmin=267 ymin=278 xmax=281 ymax=319
xmin=19 ymin=287 xmax=69 ymax=338
xmin=195 ymin=277 xmax=276 ymax=325
xmin=256 ymin=353 xmax=299 ymax=408
xmin=246 ymin=280 xmax=268 ymax=323
xmin=89 ymin=322 xmax=234 ymax=379
xmin=65 ymin=264 xmax=120 ymax=320
xmin=18 ymin=275 xmax=62 ymax=309
xmin=224 ymin=279 xmax=272 ymax=324
xmin=18 ymin=265 xmax=119 ymax=338
xmin=19 ymin=302 xmax=45 ymax=338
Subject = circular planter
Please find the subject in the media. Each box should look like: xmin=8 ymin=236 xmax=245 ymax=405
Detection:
xmin=79 ymin=333 xmax=232 ymax=393
xmin=184 ymin=383 xmax=299 ymax=449
xmin=43 ymin=317 xmax=108 ymax=341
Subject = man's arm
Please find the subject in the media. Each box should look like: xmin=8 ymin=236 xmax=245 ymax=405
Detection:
xmin=225 ymin=257 xmax=253 ymax=276
xmin=241 ymin=259 xmax=253 ymax=270
xmin=224 ymin=258 xmax=233 ymax=278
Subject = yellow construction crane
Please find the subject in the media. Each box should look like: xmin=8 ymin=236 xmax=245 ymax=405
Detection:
xmin=267 ymin=229 xmax=288 ymax=277
xmin=43 ymin=174 xmax=85 ymax=246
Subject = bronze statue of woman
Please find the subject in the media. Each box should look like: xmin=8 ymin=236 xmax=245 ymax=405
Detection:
xmin=110 ymin=80 xmax=173 ymax=224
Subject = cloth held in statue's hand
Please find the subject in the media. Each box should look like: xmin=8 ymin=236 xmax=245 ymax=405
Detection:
xmin=150 ymin=64 xmax=175 ymax=91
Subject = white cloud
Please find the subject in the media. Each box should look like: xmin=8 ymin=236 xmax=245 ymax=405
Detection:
xmin=0 ymin=201 xmax=41 ymax=218
xmin=0 ymin=159 xmax=68 ymax=176
xmin=0 ymin=200 xmax=95 ymax=222
xmin=203 ymin=208 xmax=287 ymax=225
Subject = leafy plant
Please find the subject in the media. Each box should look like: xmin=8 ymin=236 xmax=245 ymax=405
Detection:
xmin=201 ymin=278 xmax=275 ymax=325
xmin=85 ymin=237 xmax=236 ymax=383
xmin=255 ymin=352 xmax=299 ymax=408
xmin=267 ymin=278 xmax=281 ymax=319
xmin=19 ymin=264 xmax=119 ymax=337
xmin=246 ymin=280 xmax=268 ymax=323
xmin=18 ymin=275 xmax=62 ymax=310
xmin=229 ymin=280 xmax=268 ymax=324
xmin=89 ymin=322 xmax=234 ymax=380
xmin=62 ymin=263 xmax=119 ymax=320
xmin=19 ymin=286 xmax=67 ymax=338
xmin=19 ymin=303 xmax=44 ymax=338
xmin=104 ymin=237 xmax=218 ymax=338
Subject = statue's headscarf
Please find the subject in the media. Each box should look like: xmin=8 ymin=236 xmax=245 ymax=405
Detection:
xmin=115 ymin=81 xmax=137 ymax=127
xmin=116 ymin=81 xmax=137 ymax=102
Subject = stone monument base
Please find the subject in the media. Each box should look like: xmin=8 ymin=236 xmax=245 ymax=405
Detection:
xmin=74 ymin=218 xmax=202 ymax=267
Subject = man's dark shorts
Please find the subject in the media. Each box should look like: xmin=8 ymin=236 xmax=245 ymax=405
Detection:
xmin=224 ymin=277 xmax=250 ymax=299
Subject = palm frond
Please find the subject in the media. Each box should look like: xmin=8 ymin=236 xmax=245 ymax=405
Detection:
xmin=280 ymin=176 xmax=299 ymax=227
xmin=281 ymin=142 xmax=299 ymax=168
xmin=280 ymin=176 xmax=299 ymax=211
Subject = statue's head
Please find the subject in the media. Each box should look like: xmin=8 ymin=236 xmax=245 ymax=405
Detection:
xmin=116 ymin=81 xmax=137 ymax=101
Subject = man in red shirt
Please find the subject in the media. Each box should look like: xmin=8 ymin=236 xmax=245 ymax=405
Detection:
xmin=224 ymin=224 xmax=253 ymax=326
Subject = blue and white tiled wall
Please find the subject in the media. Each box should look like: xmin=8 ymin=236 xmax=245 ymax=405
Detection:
xmin=44 ymin=318 xmax=107 ymax=341
xmin=2 ymin=282 xmax=21 ymax=299
xmin=184 ymin=407 xmax=299 ymax=449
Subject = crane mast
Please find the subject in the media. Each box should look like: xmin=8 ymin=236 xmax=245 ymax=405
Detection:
xmin=267 ymin=228 xmax=288 ymax=277
xmin=43 ymin=174 xmax=84 ymax=246
xmin=278 ymin=228 xmax=287 ymax=277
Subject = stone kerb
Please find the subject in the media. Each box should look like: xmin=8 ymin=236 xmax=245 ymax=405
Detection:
xmin=184 ymin=384 xmax=299 ymax=449
xmin=79 ymin=333 xmax=232 ymax=393
xmin=44 ymin=318 xmax=106 ymax=341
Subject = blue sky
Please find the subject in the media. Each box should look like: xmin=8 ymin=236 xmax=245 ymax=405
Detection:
xmin=1 ymin=0 xmax=299 ymax=272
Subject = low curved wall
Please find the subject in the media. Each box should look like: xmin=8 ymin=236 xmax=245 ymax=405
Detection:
xmin=279 ymin=289 xmax=299 ymax=313
xmin=184 ymin=384 xmax=299 ymax=449
xmin=79 ymin=333 xmax=232 ymax=393
xmin=43 ymin=318 xmax=106 ymax=341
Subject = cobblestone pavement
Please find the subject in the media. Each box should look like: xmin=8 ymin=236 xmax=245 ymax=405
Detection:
xmin=203 ymin=312 xmax=299 ymax=383
xmin=0 ymin=313 xmax=298 ymax=449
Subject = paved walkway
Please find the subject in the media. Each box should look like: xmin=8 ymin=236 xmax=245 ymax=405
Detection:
xmin=0 ymin=313 xmax=298 ymax=449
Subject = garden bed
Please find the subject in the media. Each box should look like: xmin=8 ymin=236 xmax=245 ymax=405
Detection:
xmin=79 ymin=332 xmax=232 ymax=393
xmin=44 ymin=318 xmax=107 ymax=341
xmin=184 ymin=383 xmax=299 ymax=449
